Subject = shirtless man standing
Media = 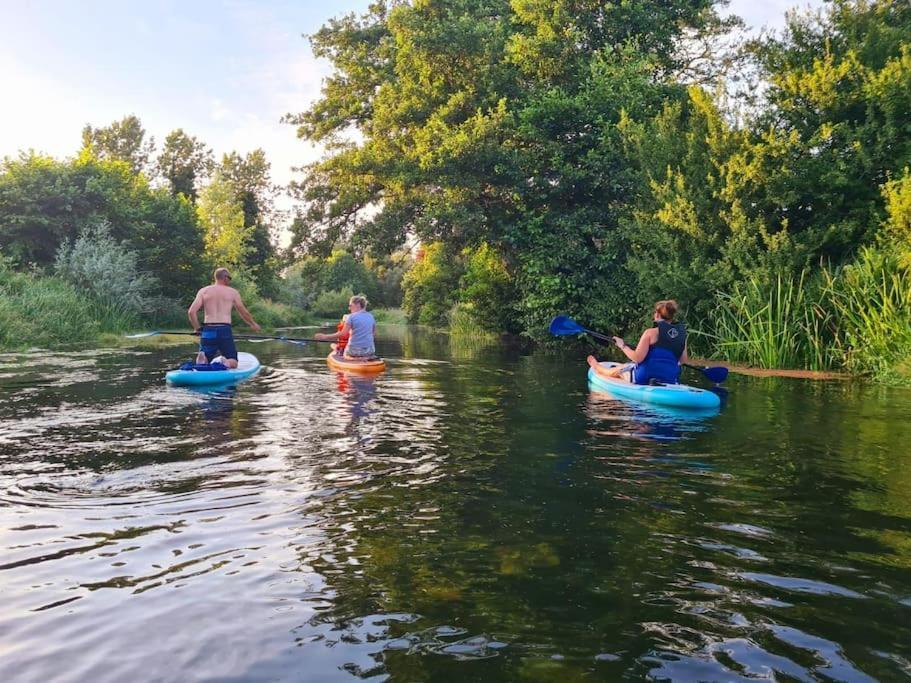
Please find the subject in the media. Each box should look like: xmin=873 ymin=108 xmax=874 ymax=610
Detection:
xmin=188 ymin=267 xmax=261 ymax=368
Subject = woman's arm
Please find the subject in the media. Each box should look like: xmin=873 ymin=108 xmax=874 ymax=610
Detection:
xmin=680 ymin=341 xmax=689 ymax=364
xmin=613 ymin=329 xmax=654 ymax=363
xmin=314 ymin=321 xmax=352 ymax=342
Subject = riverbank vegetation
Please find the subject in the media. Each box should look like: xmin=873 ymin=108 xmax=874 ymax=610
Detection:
xmin=2 ymin=1 xmax=909 ymax=380
xmin=285 ymin=0 xmax=911 ymax=380
xmin=0 ymin=118 xmax=405 ymax=351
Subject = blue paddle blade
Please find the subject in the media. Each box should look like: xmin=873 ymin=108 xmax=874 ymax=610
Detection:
xmin=702 ymin=366 xmax=729 ymax=383
xmin=549 ymin=315 xmax=586 ymax=336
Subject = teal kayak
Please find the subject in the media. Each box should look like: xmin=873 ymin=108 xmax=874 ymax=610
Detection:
xmin=588 ymin=360 xmax=721 ymax=410
xmin=166 ymin=352 xmax=261 ymax=387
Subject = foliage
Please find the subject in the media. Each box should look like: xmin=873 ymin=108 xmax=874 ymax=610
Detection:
xmin=882 ymin=167 xmax=911 ymax=264
xmin=0 ymin=150 xmax=207 ymax=299
xmin=220 ymin=149 xmax=279 ymax=297
xmin=371 ymin=307 xmax=407 ymax=325
xmin=707 ymin=246 xmax=911 ymax=380
xmin=0 ymin=116 xmax=301 ymax=352
xmin=0 ymin=256 xmax=99 ymax=348
xmin=289 ymin=0 xmax=733 ymax=339
xmin=286 ymin=0 xmax=911 ymax=381
xmin=157 ymin=129 xmax=213 ymax=200
xmin=824 ymin=247 xmax=911 ymax=379
xmin=364 ymin=251 xmax=411 ymax=309
xmin=54 ymin=219 xmax=153 ymax=324
xmin=282 ymin=249 xmax=404 ymax=312
xmin=311 ymin=287 xmax=355 ymax=319
xmin=81 ymin=115 xmax=155 ymax=177
xmin=458 ymin=242 xmax=517 ymax=332
xmin=708 ymin=271 xmax=834 ymax=371
xmin=402 ymin=243 xmax=464 ymax=327
xmin=449 ymin=303 xmax=499 ymax=340
xmin=196 ymin=171 xmax=250 ymax=272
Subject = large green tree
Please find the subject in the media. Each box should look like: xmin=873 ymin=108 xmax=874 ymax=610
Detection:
xmin=740 ymin=0 xmax=911 ymax=262
xmin=288 ymin=0 xmax=731 ymax=334
xmin=197 ymin=171 xmax=251 ymax=272
xmin=81 ymin=115 xmax=155 ymax=177
xmin=0 ymin=150 xmax=206 ymax=299
xmin=220 ymin=150 xmax=279 ymax=296
xmin=157 ymin=129 xmax=213 ymax=200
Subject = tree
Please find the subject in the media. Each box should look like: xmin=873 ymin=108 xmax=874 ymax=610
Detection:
xmin=0 ymin=150 xmax=206 ymax=299
xmin=740 ymin=0 xmax=911 ymax=263
xmin=402 ymin=242 xmax=464 ymax=326
xmin=288 ymin=0 xmax=734 ymax=335
xmin=220 ymin=150 xmax=279 ymax=295
xmin=157 ymin=129 xmax=213 ymax=200
xmin=196 ymin=171 xmax=251 ymax=272
xmin=81 ymin=115 xmax=155 ymax=177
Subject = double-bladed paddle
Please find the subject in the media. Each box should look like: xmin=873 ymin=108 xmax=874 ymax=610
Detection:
xmin=548 ymin=315 xmax=729 ymax=384
xmin=124 ymin=330 xmax=331 ymax=346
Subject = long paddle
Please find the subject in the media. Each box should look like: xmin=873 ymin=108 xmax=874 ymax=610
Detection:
xmin=548 ymin=315 xmax=728 ymax=384
xmin=124 ymin=330 xmax=331 ymax=345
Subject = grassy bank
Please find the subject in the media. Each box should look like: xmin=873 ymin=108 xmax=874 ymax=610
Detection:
xmin=0 ymin=262 xmax=311 ymax=352
xmin=706 ymin=248 xmax=911 ymax=383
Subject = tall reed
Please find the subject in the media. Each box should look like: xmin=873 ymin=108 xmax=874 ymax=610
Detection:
xmin=708 ymin=271 xmax=835 ymax=371
xmin=823 ymin=247 xmax=911 ymax=379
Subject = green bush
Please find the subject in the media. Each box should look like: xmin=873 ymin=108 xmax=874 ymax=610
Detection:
xmin=0 ymin=258 xmax=99 ymax=349
xmin=54 ymin=219 xmax=154 ymax=329
xmin=311 ymin=287 xmax=354 ymax=319
xmin=402 ymin=243 xmax=464 ymax=327
xmin=459 ymin=243 xmax=518 ymax=332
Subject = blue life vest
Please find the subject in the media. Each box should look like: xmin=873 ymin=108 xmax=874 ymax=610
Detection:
xmin=632 ymin=321 xmax=686 ymax=385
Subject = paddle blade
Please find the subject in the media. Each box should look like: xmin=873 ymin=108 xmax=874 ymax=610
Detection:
xmin=701 ymin=366 xmax=729 ymax=383
xmin=124 ymin=331 xmax=161 ymax=339
xmin=549 ymin=315 xmax=585 ymax=337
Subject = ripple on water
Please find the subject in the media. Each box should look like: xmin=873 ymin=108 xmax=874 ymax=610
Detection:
xmin=1 ymin=344 xmax=910 ymax=681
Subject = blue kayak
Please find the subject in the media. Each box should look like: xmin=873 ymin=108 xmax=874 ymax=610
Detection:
xmin=166 ymin=352 xmax=261 ymax=387
xmin=588 ymin=360 xmax=721 ymax=410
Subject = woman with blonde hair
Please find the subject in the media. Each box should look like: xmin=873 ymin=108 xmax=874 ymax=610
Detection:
xmin=589 ymin=299 xmax=689 ymax=384
xmin=314 ymin=294 xmax=377 ymax=360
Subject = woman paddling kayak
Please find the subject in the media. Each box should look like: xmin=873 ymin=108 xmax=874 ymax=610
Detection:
xmin=592 ymin=299 xmax=689 ymax=384
xmin=314 ymin=294 xmax=377 ymax=360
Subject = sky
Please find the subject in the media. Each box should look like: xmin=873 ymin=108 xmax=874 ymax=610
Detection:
xmin=0 ymin=0 xmax=824 ymax=224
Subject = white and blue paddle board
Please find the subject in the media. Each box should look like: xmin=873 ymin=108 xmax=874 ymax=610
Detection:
xmin=165 ymin=352 xmax=261 ymax=387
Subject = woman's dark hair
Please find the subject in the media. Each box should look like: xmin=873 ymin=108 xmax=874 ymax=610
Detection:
xmin=654 ymin=299 xmax=678 ymax=321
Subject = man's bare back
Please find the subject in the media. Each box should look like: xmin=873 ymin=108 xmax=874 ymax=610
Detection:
xmin=191 ymin=283 xmax=243 ymax=324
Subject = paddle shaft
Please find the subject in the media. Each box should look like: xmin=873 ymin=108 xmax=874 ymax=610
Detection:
xmin=132 ymin=330 xmax=329 ymax=343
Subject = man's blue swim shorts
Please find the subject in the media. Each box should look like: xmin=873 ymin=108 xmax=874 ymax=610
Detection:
xmin=199 ymin=324 xmax=238 ymax=362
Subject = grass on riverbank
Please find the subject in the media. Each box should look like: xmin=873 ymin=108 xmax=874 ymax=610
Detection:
xmin=708 ymin=248 xmax=911 ymax=383
xmin=0 ymin=261 xmax=312 ymax=352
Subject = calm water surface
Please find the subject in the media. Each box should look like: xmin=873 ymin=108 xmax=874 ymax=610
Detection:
xmin=1 ymin=327 xmax=910 ymax=682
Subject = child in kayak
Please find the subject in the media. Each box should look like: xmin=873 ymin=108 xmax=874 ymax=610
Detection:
xmin=591 ymin=299 xmax=689 ymax=384
xmin=314 ymin=294 xmax=377 ymax=360
xmin=331 ymin=314 xmax=350 ymax=357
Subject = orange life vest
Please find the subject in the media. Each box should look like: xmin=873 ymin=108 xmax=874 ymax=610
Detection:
xmin=336 ymin=319 xmax=350 ymax=351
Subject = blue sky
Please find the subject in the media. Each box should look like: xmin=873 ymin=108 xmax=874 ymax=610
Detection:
xmin=0 ymin=0 xmax=823 ymax=219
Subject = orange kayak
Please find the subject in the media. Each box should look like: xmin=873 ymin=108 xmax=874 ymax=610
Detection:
xmin=326 ymin=352 xmax=386 ymax=374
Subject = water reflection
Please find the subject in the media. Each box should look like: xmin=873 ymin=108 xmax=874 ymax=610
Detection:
xmin=585 ymin=390 xmax=719 ymax=442
xmin=0 ymin=337 xmax=910 ymax=681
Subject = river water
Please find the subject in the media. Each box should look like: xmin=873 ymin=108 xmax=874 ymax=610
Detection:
xmin=1 ymin=327 xmax=910 ymax=682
